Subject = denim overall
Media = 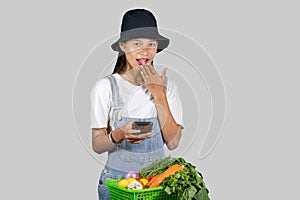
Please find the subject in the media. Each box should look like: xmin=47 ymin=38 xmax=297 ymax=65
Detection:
xmin=98 ymin=74 xmax=165 ymax=200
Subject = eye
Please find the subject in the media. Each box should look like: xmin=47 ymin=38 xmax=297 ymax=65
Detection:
xmin=133 ymin=42 xmax=141 ymax=47
xmin=148 ymin=42 xmax=157 ymax=47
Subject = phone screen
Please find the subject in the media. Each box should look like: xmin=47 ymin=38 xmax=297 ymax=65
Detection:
xmin=132 ymin=121 xmax=153 ymax=133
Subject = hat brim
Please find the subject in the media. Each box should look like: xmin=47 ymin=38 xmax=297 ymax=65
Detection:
xmin=111 ymin=27 xmax=169 ymax=53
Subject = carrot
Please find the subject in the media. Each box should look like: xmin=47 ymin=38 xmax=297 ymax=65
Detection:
xmin=147 ymin=164 xmax=184 ymax=188
xmin=145 ymin=175 xmax=159 ymax=188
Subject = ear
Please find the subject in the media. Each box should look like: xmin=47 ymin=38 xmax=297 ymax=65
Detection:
xmin=119 ymin=42 xmax=126 ymax=52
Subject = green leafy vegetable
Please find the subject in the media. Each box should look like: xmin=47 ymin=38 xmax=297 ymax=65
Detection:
xmin=139 ymin=156 xmax=176 ymax=177
xmin=139 ymin=157 xmax=210 ymax=200
xmin=161 ymin=157 xmax=210 ymax=200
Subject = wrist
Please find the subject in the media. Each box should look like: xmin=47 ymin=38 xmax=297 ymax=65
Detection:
xmin=110 ymin=129 xmax=125 ymax=144
xmin=153 ymin=92 xmax=167 ymax=103
xmin=109 ymin=131 xmax=118 ymax=144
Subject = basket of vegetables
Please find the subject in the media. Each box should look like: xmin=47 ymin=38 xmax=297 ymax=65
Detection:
xmin=105 ymin=157 xmax=210 ymax=200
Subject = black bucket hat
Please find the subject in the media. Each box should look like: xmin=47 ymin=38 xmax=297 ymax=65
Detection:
xmin=111 ymin=9 xmax=170 ymax=53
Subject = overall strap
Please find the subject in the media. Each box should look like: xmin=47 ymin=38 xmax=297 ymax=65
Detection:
xmin=105 ymin=74 xmax=124 ymax=108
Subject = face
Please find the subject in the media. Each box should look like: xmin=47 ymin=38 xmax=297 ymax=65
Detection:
xmin=119 ymin=38 xmax=158 ymax=71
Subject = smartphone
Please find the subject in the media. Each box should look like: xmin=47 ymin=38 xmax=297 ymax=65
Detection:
xmin=132 ymin=121 xmax=153 ymax=134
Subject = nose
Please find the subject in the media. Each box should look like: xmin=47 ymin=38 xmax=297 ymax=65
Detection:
xmin=139 ymin=46 xmax=149 ymax=55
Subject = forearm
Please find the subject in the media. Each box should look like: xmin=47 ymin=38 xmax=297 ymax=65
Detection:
xmin=154 ymin=94 xmax=182 ymax=150
xmin=92 ymin=128 xmax=125 ymax=154
xmin=138 ymin=64 xmax=182 ymax=149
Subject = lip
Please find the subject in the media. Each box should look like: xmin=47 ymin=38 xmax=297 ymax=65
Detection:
xmin=136 ymin=58 xmax=149 ymax=65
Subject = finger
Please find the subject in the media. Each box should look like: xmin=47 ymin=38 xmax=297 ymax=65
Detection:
xmin=140 ymin=65 xmax=148 ymax=76
xmin=129 ymin=120 xmax=139 ymax=126
xmin=126 ymin=139 xmax=136 ymax=144
xmin=161 ymin=67 xmax=167 ymax=81
xmin=125 ymin=133 xmax=141 ymax=140
xmin=126 ymin=136 xmax=144 ymax=142
xmin=127 ymin=139 xmax=145 ymax=144
xmin=134 ymin=132 xmax=152 ymax=139
xmin=126 ymin=132 xmax=151 ymax=140
xmin=140 ymin=70 xmax=147 ymax=82
xmin=141 ymin=132 xmax=153 ymax=138
xmin=148 ymin=65 xmax=156 ymax=75
xmin=133 ymin=139 xmax=145 ymax=144
xmin=128 ymin=129 xmax=141 ymax=134
xmin=140 ymin=67 xmax=149 ymax=82
xmin=143 ymin=65 xmax=152 ymax=76
xmin=125 ymin=135 xmax=139 ymax=141
xmin=126 ymin=134 xmax=141 ymax=140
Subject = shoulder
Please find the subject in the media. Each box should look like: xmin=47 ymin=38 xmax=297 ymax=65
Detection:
xmin=165 ymin=78 xmax=181 ymax=99
xmin=166 ymin=78 xmax=178 ymax=91
xmin=91 ymin=75 xmax=112 ymax=94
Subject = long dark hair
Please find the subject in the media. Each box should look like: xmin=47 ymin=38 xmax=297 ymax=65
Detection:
xmin=112 ymin=52 xmax=127 ymax=74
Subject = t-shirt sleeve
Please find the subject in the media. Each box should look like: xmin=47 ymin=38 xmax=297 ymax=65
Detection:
xmin=166 ymin=80 xmax=184 ymax=129
xmin=90 ymin=78 xmax=111 ymax=128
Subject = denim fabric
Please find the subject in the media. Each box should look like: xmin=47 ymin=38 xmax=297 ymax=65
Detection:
xmin=97 ymin=75 xmax=165 ymax=200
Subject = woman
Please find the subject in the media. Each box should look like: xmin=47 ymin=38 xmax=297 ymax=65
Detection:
xmin=90 ymin=9 xmax=184 ymax=200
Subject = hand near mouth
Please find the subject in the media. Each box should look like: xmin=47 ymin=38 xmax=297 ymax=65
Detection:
xmin=139 ymin=64 xmax=167 ymax=100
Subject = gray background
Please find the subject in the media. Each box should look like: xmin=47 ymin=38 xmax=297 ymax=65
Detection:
xmin=1 ymin=0 xmax=299 ymax=199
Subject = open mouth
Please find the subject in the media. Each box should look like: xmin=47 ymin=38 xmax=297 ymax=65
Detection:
xmin=136 ymin=58 xmax=149 ymax=65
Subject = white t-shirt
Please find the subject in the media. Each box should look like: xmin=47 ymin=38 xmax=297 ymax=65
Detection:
xmin=90 ymin=73 xmax=184 ymax=129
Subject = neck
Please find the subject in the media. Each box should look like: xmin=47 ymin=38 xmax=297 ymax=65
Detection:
xmin=120 ymin=64 xmax=144 ymax=86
